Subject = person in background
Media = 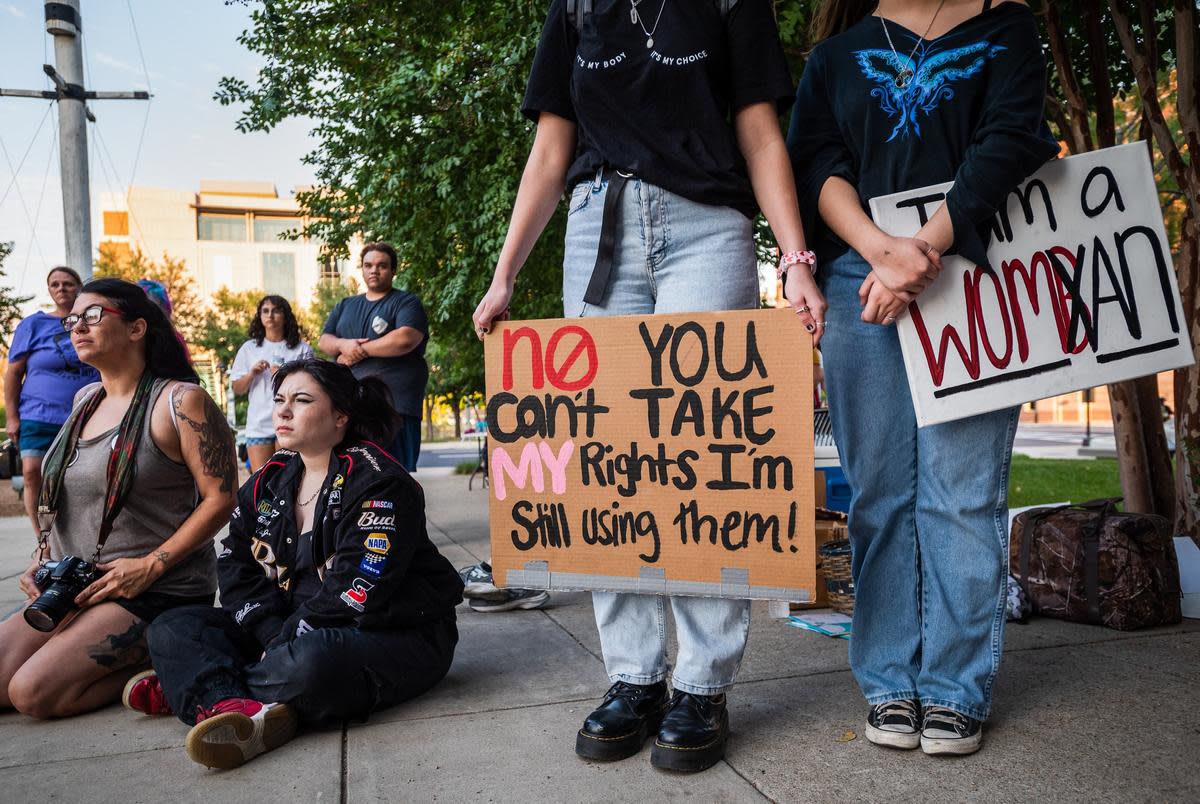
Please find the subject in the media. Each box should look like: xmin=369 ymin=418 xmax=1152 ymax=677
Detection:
xmin=319 ymin=242 xmax=429 ymax=472
xmin=4 ymin=267 xmax=100 ymax=536
xmin=125 ymin=359 xmax=462 ymax=769
xmin=231 ymin=295 xmax=314 ymax=471
xmin=789 ymin=0 xmax=1058 ymax=756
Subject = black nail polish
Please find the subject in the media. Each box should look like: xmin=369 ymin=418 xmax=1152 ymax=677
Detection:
xmin=805 ymin=324 xmax=814 ymax=333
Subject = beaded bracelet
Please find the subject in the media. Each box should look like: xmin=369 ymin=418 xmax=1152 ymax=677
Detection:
xmin=776 ymin=249 xmax=817 ymax=279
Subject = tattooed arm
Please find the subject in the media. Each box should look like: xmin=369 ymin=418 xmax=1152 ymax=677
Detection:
xmin=76 ymin=383 xmax=239 ymax=606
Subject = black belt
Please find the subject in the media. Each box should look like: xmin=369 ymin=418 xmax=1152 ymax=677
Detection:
xmin=582 ymin=168 xmax=633 ymax=306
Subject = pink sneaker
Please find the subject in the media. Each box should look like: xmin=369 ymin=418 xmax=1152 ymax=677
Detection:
xmin=122 ymin=670 xmax=173 ymax=716
xmin=186 ymin=698 xmax=298 ymax=769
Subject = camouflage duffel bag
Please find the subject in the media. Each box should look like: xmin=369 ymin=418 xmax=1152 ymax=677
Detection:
xmin=1009 ymin=499 xmax=1181 ymax=630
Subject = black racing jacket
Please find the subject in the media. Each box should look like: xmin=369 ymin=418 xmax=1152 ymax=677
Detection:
xmin=219 ymin=441 xmax=463 ymax=648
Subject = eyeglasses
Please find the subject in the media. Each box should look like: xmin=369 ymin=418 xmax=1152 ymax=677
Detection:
xmin=61 ymin=304 xmax=124 ymax=332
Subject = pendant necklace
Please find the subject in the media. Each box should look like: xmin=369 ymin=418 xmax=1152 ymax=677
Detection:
xmin=880 ymin=0 xmax=947 ymax=89
xmin=630 ymin=0 xmax=667 ymax=49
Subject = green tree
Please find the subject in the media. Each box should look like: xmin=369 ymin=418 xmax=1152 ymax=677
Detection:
xmin=1041 ymin=0 xmax=1200 ymax=538
xmin=191 ymin=287 xmax=263 ymax=368
xmin=218 ymin=0 xmax=565 ymax=396
xmin=94 ymin=243 xmax=205 ymax=343
xmin=0 ymin=242 xmax=33 ymax=352
xmin=298 ymin=276 xmax=357 ymax=359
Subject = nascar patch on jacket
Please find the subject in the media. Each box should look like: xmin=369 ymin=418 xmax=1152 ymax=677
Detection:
xmin=359 ymin=552 xmax=387 ymax=577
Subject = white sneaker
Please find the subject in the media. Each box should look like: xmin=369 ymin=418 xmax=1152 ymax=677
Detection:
xmin=185 ymin=699 xmax=298 ymax=769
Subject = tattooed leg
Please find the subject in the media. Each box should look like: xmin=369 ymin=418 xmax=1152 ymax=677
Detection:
xmin=6 ymin=602 xmax=151 ymax=718
xmin=86 ymin=620 xmax=150 ymax=669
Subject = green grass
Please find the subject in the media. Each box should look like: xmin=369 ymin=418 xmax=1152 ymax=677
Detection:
xmin=1008 ymin=455 xmax=1122 ymax=508
xmin=453 ymin=460 xmax=480 ymax=475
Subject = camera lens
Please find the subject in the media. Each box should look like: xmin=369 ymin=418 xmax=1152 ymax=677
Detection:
xmin=24 ymin=585 xmax=76 ymax=632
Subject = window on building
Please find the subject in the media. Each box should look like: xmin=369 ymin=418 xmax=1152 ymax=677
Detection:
xmin=198 ymin=213 xmax=247 ymax=242
xmin=319 ymin=253 xmax=346 ymax=281
xmin=103 ymin=211 xmax=129 ymax=236
xmin=262 ymin=253 xmax=296 ymax=300
xmin=253 ymin=215 xmax=302 ymax=243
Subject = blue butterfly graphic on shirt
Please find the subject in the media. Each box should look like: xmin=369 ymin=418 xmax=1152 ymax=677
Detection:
xmin=854 ymin=40 xmax=1006 ymax=141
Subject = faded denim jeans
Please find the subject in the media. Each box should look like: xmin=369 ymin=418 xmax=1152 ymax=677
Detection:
xmin=563 ymin=173 xmax=757 ymax=695
xmin=819 ymin=248 xmax=1020 ymax=720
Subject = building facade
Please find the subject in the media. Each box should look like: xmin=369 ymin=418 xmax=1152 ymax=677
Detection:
xmin=99 ymin=180 xmax=354 ymax=305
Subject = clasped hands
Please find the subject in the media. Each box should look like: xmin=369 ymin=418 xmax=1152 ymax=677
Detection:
xmin=859 ymin=236 xmax=943 ymax=326
xmin=334 ymin=337 xmax=371 ymax=366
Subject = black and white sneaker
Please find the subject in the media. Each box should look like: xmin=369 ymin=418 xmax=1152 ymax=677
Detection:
xmin=467 ymin=588 xmax=550 ymax=612
xmin=920 ymin=706 xmax=982 ymax=756
xmin=459 ymin=562 xmax=506 ymax=601
xmin=865 ymin=699 xmax=921 ymax=749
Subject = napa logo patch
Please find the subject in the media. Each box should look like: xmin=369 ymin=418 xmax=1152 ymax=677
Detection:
xmin=364 ymin=533 xmax=391 ymax=554
xmin=359 ymin=552 xmax=387 ymax=577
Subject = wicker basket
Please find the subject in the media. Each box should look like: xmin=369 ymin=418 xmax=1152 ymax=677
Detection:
xmin=817 ymin=535 xmax=855 ymax=615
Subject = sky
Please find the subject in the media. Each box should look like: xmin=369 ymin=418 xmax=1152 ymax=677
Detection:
xmin=0 ymin=0 xmax=316 ymax=310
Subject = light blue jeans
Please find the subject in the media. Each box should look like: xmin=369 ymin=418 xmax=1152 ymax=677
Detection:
xmin=564 ymin=173 xmax=757 ymax=695
xmin=819 ymin=249 xmax=1019 ymax=720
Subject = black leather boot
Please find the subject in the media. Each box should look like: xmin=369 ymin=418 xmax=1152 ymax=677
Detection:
xmin=575 ymin=680 xmax=669 ymax=762
xmin=650 ymin=690 xmax=729 ymax=772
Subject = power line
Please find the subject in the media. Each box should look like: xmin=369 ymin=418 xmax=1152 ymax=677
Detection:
xmin=0 ymin=101 xmax=54 ymax=210
xmin=21 ymin=121 xmax=59 ymax=282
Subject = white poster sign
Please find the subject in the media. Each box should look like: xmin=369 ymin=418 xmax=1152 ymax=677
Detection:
xmin=869 ymin=143 xmax=1195 ymax=426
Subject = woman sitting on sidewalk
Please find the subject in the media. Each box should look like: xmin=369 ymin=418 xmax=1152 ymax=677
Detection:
xmin=0 ymin=278 xmax=233 ymax=719
xmin=124 ymin=359 xmax=464 ymax=769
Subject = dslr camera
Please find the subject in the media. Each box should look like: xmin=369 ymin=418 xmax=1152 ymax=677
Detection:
xmin=24 ymin=556 xmax=97 ymax=632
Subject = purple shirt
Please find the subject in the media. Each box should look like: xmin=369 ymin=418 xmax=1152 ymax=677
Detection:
xmin=9 ymin=311 xmax=100 ymax=425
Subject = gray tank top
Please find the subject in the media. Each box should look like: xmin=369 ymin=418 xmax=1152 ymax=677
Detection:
xmin=49 ymin=379 xmax=218 ymax=598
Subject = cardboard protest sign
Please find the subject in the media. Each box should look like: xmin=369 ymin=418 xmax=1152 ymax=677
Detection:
xmin=870 ymin=143 xmax=1195 ymax=427
xmin=484 ymin=308 xmax=816 ymax=602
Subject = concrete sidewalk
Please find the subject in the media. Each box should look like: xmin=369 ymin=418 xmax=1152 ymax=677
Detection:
xmin=0 ymin=465 xmax=1197 ymax=803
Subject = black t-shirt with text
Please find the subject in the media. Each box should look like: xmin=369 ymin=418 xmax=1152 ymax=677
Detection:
xmin=322 ymin=289 xmax=429 ymax=418
xmin=522 ymin=0 xmax=794 ymax=219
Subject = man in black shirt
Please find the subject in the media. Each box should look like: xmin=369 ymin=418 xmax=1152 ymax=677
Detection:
xmin=319 ymin=242 xmax=429 ymax=471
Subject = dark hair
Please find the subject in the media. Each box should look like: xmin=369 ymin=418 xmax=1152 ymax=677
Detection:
xmin=79 ymin=278 xmax=199 ymax=383
xmin=248 ymin=295 xmax=302 ymax=349
xmin=360 ymin=241 xmax=397 ymax=272
xmin=47 ymin=266 xmax=82 ymax=286
xmin=809 ymin=0 xmax=877 ymax=45
xmin=272 ymin=358 xmax=398 ymax=447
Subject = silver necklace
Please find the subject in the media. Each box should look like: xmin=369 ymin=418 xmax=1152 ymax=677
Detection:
xmin=298 ymin=485 xmax=321 ymax=507
xmin=879 ymin=0 xmax=947 ymax=89
xmin=630 ymin=0 xmax=667 ymax=49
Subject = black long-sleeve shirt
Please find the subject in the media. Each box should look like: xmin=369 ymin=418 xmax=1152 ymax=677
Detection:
xmin=787 ymin=2 xmax=1059 ymax=268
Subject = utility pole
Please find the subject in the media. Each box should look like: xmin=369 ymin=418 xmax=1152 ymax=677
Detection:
xmin=0 ymin=1 xmax=149 ymax=281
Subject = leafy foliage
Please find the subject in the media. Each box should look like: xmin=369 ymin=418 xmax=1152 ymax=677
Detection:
xmin=218 ymin=0 xmax=567 ymax=396
xmin=94 ymin=243 xmax=204 ymax=343
xmin=297 ymin=277 xmax=357 ymax=358
xmin=0 ymin=242 xmax=34 ymax=352
xmin=190 ymin=286 xmax=265 ymax=368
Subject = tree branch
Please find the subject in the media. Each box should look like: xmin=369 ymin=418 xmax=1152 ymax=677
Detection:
xmin=1176 ymin=0 xmax=1199 ymax=144
xmin=1083 ymin=0 xmax=1115 ymax=148
xmin=1044 ymin=1 xmax=1094 ymax=153
xmin=1109 ymin=0 xmax=1199 ymax=199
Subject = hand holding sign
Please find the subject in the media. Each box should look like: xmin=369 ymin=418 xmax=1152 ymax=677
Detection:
xmin=869 ymin=143 xmax=1195 ymax=426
